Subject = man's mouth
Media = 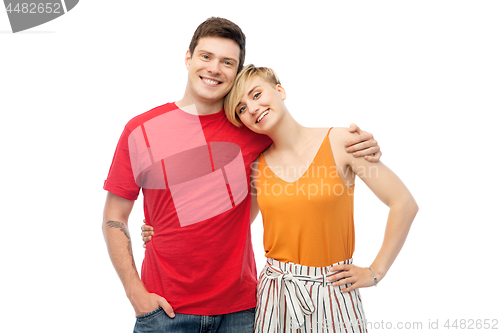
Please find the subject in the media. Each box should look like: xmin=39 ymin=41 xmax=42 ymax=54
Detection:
xmin=256 ymin=109 xmax=269 ymax=123
xmin=200 ymin=77 xmax=222 ymax=86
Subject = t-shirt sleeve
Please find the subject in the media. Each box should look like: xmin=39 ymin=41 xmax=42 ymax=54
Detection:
xmin=103 ymin=125 xmax=141 ymax=200
xmin=257 ymin=133 xmax=273 ymax=155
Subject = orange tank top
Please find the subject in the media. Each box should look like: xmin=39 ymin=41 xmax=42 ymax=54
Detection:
xmin=256 ymin=128 xmax=355 ymax=267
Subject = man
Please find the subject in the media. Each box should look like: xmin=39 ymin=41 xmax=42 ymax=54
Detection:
xmin=102 ymin=17 xmax=381 ymax=333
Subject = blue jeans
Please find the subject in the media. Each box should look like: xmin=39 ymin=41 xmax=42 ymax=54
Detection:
xmin=133 ymin=307 xmax=255 ymax=333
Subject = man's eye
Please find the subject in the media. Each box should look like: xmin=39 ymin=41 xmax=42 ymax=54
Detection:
xmin=253 ymin=92 xmax=261 ymax=99
xmin=224 ymin=61 xmax=233 ymax=66
xmin=202 ymin=55 xmax=209 ymax=59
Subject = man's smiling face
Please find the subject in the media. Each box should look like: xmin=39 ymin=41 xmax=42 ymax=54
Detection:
xmin=185 ymin=36 xmax=240 ymax=105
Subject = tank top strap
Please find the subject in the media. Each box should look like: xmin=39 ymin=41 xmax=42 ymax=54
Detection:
xmin=316 ymin=127 xmax=334 ymax=159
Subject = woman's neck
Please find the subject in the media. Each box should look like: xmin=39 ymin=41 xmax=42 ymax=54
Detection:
xmin=266 ymin=111 xmax=310 ymax=153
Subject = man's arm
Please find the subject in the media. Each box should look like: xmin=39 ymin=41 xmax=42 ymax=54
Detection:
xmin=102 ymin=191 xmax=175 ymax=318
xmin=346 ymin=123 xmax=382 ymax=162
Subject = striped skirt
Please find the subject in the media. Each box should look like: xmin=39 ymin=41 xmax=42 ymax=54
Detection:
xmin=255 ymin=258 xmax=368 ymax=333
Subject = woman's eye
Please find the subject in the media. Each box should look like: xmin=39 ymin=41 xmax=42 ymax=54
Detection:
xmin=253 ymin=92 xmax=261 ymax=100
xmin=239 ymin=106 xmax=247 ymax=114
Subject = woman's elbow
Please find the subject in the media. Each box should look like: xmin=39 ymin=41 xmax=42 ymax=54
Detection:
xmin=390 ymin=194 xmax=418 ymax=220
xmin=407 ymin=196 xmax=419 ymax=220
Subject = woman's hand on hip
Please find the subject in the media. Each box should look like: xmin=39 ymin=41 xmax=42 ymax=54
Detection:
xmin=328 ymin=264 xmax=377 ymax=293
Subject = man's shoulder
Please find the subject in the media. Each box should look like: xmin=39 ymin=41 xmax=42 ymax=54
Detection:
xmin=124 ymin=102 xmax=177 ymax=130
xmin=234 ymin=125 xmax=273 ymax=147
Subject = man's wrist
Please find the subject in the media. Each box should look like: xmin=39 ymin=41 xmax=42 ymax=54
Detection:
xmin=126 ymin=280 xmax=148 ymax=301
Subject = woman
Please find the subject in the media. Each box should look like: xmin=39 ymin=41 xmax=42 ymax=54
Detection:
xmin=143 ymin=65 xmax=418 ymax=332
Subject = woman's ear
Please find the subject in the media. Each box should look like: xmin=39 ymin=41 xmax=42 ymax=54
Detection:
xmin=185 ymin=50 xmax=192 ymax=70
xmin=277 ymin=84 xmax=286 ymax=101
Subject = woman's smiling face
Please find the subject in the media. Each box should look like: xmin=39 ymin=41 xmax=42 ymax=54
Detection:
xmin=236 ymin=75 xmax=286 ymax=134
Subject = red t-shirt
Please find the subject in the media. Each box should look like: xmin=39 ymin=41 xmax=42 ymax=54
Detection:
xmin=104 ymin=102 xmax=272 ymax=315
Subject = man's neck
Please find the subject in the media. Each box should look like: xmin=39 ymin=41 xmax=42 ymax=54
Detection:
xmin=175 ymin=96 xmax=224 ymax=116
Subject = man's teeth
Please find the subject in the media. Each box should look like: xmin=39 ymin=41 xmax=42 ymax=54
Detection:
xmin=203 ymin=78 xmax=220 ymax=85
xmin=257 ymin=110 xmax=269 ymax=123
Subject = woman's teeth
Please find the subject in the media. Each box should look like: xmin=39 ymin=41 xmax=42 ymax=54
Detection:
xmin=256 ymin=110 xmax=269 ymax=123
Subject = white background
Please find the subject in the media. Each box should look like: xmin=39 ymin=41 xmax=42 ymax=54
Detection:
xmin=1 ymin=1 xmax=499 ymax=332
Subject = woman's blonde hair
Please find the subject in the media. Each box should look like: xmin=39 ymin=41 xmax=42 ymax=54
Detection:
xmin=224 ymin=64 xmax=281 ymax=127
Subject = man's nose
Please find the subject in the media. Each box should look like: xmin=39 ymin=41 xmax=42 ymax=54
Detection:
xmin=207 ymin=61 xmax=222 ymax=75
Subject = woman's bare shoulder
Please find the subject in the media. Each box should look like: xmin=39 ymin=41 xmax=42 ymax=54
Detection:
xmin=329 ymin=127 xmax=355 ymax=146
xmin=328 ymin=127 xmax=355 ymax=164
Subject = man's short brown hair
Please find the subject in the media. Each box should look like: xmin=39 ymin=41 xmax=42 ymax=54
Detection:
xmin=189 ymin=17 xmax=246 ymax=72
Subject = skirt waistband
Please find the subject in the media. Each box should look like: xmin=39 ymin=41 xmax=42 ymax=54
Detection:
xmin=265 ymin=257 xmax=353 ymax=279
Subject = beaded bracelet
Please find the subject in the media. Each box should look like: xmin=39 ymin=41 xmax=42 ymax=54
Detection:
xmin=368 ymin=266 xmax=378 ymax=286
